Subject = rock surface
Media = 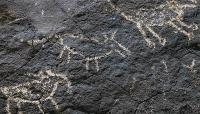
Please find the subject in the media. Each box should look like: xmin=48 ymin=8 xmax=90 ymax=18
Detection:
xmin=0 ymin=0 xmax=200 ymax=114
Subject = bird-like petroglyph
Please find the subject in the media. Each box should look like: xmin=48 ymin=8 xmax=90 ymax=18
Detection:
xmin=58 ymin=30 xmax=131 ymax=72
xmin=0 ymin=70 xmax=71 ymax=114
xmin=108 ymin=0 xmax=198 ymax=48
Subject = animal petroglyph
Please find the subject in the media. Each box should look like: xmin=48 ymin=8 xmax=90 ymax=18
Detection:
xmin=108 ymin=0 xmax=198 ymax=48
xmin=0 ymin=70 xmax=71 ymax=114
xmin=103 ymin=30 xmax=131 ymax=57
xmin=58 ymin=30 xmax=131 ymax=71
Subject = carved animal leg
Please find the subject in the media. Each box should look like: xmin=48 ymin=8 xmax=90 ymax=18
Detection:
xmin=183 ymin=59 xmax=197 ymax=73
xmin=85 ymin=51 xmax=112 ymax=72
xmin=6 ymin=98 xmax=11 ymax=114
xmin=176 ymin=18 xmax=198 ymax=30
xmin=167 ymin=21 xmax=193 ymax=40
xmin=37 ymin=104 xmax=45 ymax=114
xmin=104 ymin=30 xmax=131 ymax=56
xmin=16 ymin=102 xmax=23 ymax=114
xmin=15 ymin=98 xmax=45 ymax=114
xmin=85 ymin=57 xmax=90 ymax=71
xmin=58 ymin=38 xmax=84 ymax=63
xmin=85 ymin=58 xmax=100 ymax=72
xmin=145 ymin=25 xmax=167 ymax=46
xmin=59 ymin=46 xmax=74 ymax=63
xmin=48 ymin=82 xmax=60 ymax=110
xmin=136 ymin=23 xmax=155 ymax=48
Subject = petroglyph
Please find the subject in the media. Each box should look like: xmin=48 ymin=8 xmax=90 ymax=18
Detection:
xmin=103 ymin=30 xmax=131 ymax=57
xmin=58 ymin=30 xmax=130 ymax=71
xmin=183 ymin=59 xmax=197 ymax=73
xmin=0 ymin=70 xmax=71 ymax=114
xmin=161 ymin=60 xmax=168 ymax=72
xmin=108 ymin=0 xmax=198 ymax=48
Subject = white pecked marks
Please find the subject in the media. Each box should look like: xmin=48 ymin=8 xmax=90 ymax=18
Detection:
xmin=0 ymin=70 xmax=71 ymax=114
xmin=108 ymin=0 xmax=198 ymax=48
xmin=58 ymin=31 xmax=131 ymax=72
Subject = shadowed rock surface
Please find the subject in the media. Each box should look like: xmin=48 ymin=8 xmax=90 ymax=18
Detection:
xmin=0 ymin=0 xmax=200 ymax=114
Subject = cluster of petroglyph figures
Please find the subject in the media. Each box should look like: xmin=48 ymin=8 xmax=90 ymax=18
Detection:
xmin=0 ymin=70 xmax=71 ymax=114
xmin=57 ymin=0 xmax=199 ymax=71
xmin=26 ymin=0 xmax=199 ymax=72
xmin=0 ymin=61 xmax=197 ymax=114
xmin=1 ymin=0 xmax=199 ymax=114
xmin=108 ymin=0 xmax=198 ymax=48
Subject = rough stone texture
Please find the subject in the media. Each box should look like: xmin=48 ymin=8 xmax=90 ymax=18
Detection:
xmin=0 ymin=0 xmax=200 ymax=114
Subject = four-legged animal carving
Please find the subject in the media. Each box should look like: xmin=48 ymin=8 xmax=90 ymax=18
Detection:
xmin=58 ymin=31 xmax=131 ymax=72
xmin=0 ymin=70 xmax=71 ymax=114
xmin=58 ymin=33 xmax=113 ymax=72
xmin=108 ymin=0 xmax=198 ymax=48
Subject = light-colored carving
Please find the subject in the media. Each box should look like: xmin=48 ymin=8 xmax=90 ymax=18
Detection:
xmin=103 ymin=30 xmax=131 ymax=57
xmin=108 ymin=0 xmax=198 ymax=48
xmin=0 ymin=70 xmax=71 ymax=114
xmin=161 ymin=60 xmax=168 ymax=72
xmin=183 ymin=59 xmax=197 ymax=73
xmin=58 ymin=30 xmax=130 ymax=72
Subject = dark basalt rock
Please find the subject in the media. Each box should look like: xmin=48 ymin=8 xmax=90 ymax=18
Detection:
xmin=0 ymin=0 xmax=200 ymax=114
